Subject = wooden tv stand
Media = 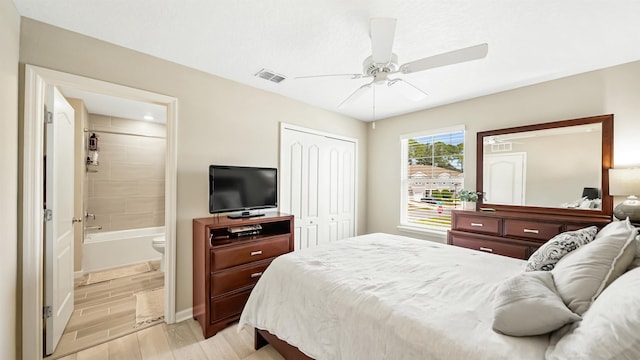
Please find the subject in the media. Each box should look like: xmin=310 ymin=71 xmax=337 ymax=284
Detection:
xmin=192 ymin=212 xmax=294 ymax=338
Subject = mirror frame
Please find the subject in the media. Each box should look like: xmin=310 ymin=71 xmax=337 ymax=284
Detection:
xmin=476 ymin=114 xmax=613 ymax=218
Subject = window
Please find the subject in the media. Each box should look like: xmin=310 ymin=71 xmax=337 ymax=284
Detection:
xmin=400 ymin=126 xmax=465 ymax=230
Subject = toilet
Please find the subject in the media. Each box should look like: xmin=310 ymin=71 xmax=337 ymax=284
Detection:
xmin=152 ymin=236 xmax=165 ymax=272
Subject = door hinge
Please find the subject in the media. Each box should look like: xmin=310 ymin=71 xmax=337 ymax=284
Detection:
xmin=43 ymin=305 xmax=52 ymax=319
xmin=44 ymin=209 xmax=53 ymax=222
xmin=45 ymin=111 xmax=53 ymax=124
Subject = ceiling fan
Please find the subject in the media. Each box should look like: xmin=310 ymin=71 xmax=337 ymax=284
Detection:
xmin=484 ymin=136 xmax=523 ymax=145
xmin=297 ymin=18 xmax=489 ymax=109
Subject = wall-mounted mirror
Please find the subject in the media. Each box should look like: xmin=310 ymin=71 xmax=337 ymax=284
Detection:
xmin=477 ymin=114 xmax=613 ymax=218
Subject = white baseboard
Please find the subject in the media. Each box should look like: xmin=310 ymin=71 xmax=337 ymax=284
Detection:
xmin=174 ymin=307 xmax=193 ymax=323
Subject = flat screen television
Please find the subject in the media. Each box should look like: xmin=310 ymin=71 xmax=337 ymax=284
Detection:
xmin=209 ymin=165 xmax=277 ymax=218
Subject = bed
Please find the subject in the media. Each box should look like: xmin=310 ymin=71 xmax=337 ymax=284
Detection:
xmin=239 ymin=221 xmax=640 ymax=360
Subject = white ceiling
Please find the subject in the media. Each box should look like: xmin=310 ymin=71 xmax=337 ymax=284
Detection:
xmin=59 ymin=86 xmax=167 ymax=123
xmin=13 ymin=0 xmax=640 ymax=122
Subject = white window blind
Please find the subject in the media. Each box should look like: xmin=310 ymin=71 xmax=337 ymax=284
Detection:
xmin=401 ymin=128 xmax=465 ymax=230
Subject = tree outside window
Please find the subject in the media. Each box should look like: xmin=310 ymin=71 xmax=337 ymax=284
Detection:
xmin=402 ymin=129 xmax=465 ymax=229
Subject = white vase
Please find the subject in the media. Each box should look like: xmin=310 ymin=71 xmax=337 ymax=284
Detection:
xmin=463 ymin=201 xmax=476 ymax=210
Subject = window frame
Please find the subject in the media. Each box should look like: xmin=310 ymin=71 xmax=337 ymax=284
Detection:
xmin=399 ymin=125 xmax=466 ymax=233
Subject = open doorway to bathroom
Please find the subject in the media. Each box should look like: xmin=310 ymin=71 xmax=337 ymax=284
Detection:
xmin=22 ymin=65 xmax=177 ymax=360
xmin=47 ymin=99 xmax=168 ymax=358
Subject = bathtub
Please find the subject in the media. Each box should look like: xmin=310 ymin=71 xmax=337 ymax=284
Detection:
xmin=82 ymin=226 xmax=164 ymax=273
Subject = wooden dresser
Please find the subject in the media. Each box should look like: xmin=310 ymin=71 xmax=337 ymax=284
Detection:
xmin=192 ymin=212 xmax=294 ymax=338
xmin=448 ymin=210 xmax=611 ymax=260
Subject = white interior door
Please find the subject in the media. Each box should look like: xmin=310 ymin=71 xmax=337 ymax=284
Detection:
xmin=484 ymin=153 xmax=526 ymax=205
xmin=326 ymin=140 xmax=356 ymax=242
xmin=44 ymin=86 xmax=75 ymax=355
xmin=280 ymin=126 xmax=356 ymax=250
xmin=281 ymin=130 xmax=322 ymax=250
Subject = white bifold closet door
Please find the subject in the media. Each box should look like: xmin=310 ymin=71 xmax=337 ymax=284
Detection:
xmin=280 ymin=125 xmax=356 ymax=250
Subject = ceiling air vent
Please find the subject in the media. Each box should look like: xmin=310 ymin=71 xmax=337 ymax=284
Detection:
xmin=491 ymin=142 xmax=513 ymax=152
xmin=255 ymin=69 xmax=287 ymax=84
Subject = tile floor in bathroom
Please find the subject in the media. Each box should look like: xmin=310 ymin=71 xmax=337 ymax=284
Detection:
xmin=45 ymin=260 xmax=164 ymax=359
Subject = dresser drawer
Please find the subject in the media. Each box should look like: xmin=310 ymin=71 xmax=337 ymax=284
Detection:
xmin=450 ymin=234 xmax=529 ymax=259
xmin=503 ymin=220 xmax=562 ymax=241
xmin=211 ymin=235 xmax=290 ymax=271
xmin=453 ymin=215 xmax=501 ymax=235
xmin=211 ymin=261 xmax=270 ymax=297
xmin=210 ymin=289 xmax=252 ymax=323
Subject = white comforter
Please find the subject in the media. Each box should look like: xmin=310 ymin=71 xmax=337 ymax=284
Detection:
xmin=239 ymin=233 xmax=549 ymax=360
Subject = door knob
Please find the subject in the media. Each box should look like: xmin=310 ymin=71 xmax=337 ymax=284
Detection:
xmin=72 ymin=217 xmax=82 ymax=224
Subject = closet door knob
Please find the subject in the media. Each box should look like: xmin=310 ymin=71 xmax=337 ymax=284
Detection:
xmin=72 ymin=217 xmax=82 ymax=224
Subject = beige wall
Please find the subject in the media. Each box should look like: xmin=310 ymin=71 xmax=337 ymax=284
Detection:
xmin=68 ymin=98 xmax=88 ymax=272
xmin=19 ymin=18 xmax=369 ymax=315
xmin=1 ymin=0 xmax=20 ymax=358
xmin=367 ymin=61 xmax=640 ymax=241
xmin=85 ymin=115 xmax=166 ymax=233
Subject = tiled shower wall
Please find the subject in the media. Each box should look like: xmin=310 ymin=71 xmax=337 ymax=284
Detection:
xmin=85 ymin=114 xmax=166 ymax=232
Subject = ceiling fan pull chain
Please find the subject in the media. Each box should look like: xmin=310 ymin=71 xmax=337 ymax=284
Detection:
xmin=372 ymin=85 xmax=376 ymax=121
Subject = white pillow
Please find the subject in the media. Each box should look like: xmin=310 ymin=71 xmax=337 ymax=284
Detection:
xmin=492 ymin=271 xmax=581 ymax=336
xmin=551 ymin=218 xmax=637 ymax=315
xmin=546 ymin=267 xmax=640 ymax=359
xmin=629 ymin=234 xmax=640 ymax=270
xmin=526 ymin=226 xmax=597 ymax=271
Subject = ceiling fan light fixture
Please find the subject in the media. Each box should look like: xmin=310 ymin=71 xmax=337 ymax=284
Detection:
xmin=363 ymin=54 xmax=398 ymax=76
xmin=484 ymin=136 xmax=496 ymax=145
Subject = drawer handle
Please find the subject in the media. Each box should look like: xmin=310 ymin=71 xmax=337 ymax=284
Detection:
xmin=523 ymin=229 xmax=540 ymax=234
xmin=470 ymin=223 xmax=484 ymax=227
xmin=479 ymin=247 xmax=493 ymax=253
xmin=250 ymin=272 xmax=263 ymax=278
xmin=250 ymin=250 xmax=263 ymax=256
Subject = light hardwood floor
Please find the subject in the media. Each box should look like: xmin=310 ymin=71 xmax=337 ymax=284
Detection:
xmin=58 ymin=320 xmax=285 ymax=360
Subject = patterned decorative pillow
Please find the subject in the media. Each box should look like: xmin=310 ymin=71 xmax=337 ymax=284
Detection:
xmin=526 ymin=226 xmax=597 ymax=271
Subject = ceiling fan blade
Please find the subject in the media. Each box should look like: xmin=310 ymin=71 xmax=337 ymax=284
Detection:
xmin=338 ymin=83 xmax=372 ymax=109
xmin=295 ymin=73 xmax=366 ymax=80
xmin=399 ymin=43 xmax=488 ymax=74
xmin=387 ymin=79 xmax=428 ymax=101
xmin=370 ymin=17 xmax=397 ymax=65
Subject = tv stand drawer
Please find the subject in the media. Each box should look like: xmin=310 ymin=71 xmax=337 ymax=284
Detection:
xmin=210 ymin=260 xmax=271 ymax=296
xmin=210 ymin=235 xmax=290 ymax=271
xmin=210 ymin=289 xmax=252 ymax=323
